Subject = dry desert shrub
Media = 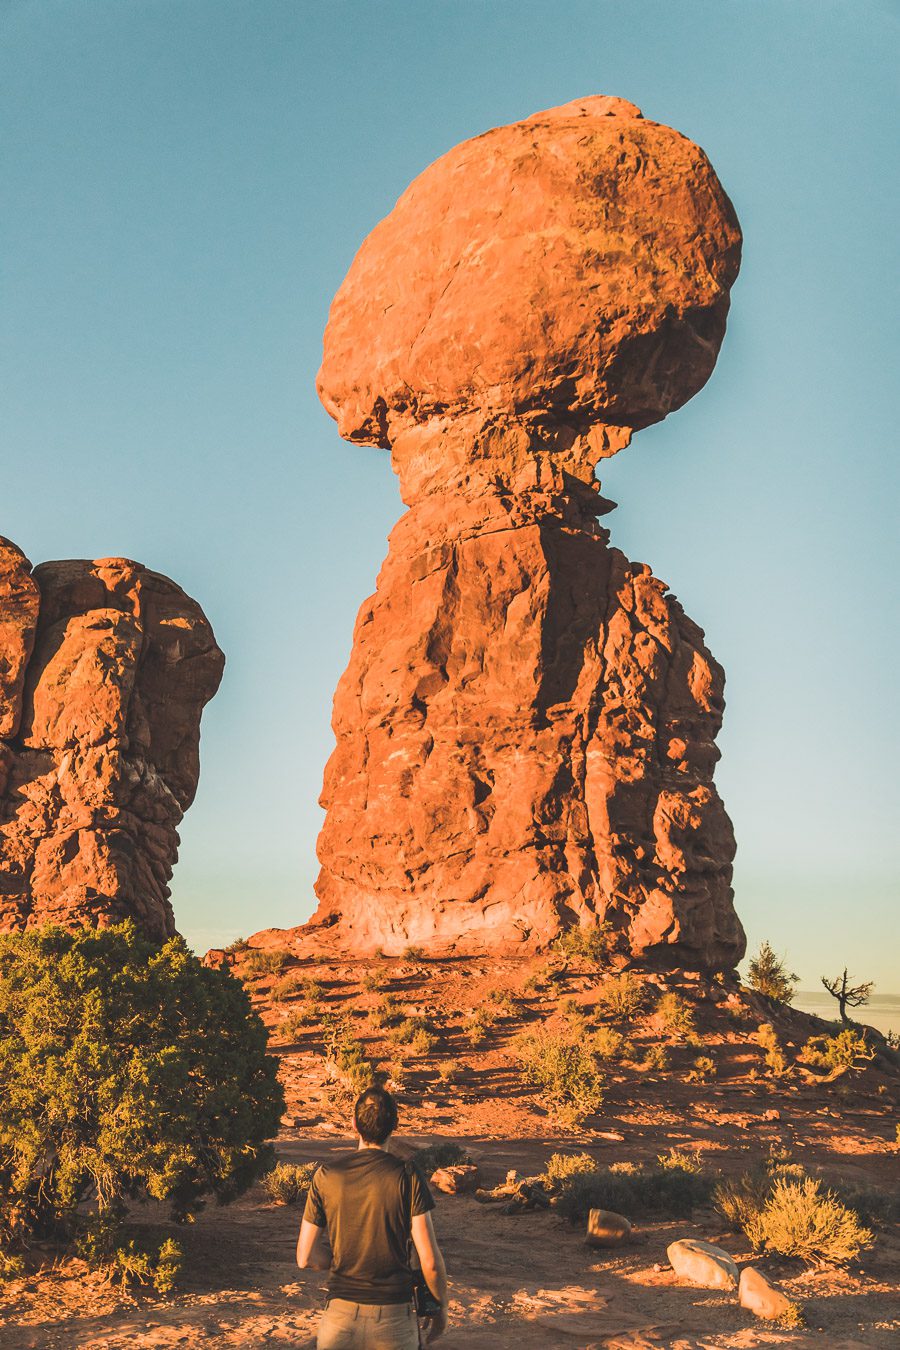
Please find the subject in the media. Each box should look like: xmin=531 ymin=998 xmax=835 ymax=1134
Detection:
xmin=544 ymin=1148 xmax=712 ymax=1221
xmin=323 ymin=1017 xmax=380 ymax=1093
xmin=656 ymin=991 xmax=697 ymax=1040
xmin=242 ymin=948 xmax=291 ymax=977
xmin=263 ymin=1161 xmax=317 ymax=1205
xmin=412 ymin=1141 xmax=470 ymax=1174
xmin=642 ymin=1042 xmax=671 ymax=1072
xmin=687 ymin=1054 xmax=716 ymax=1082
xmin=361 ymin=970 xmax=386 ymax=993
xmin=513 ymin=1026 xmax=605 ymax=1125
xmin=801 ymin=1027 xmax=874 ymax=1073
xmin=715 ymin=1163 xmax=875 ymax=1264
xmin=551 ymin=922 xmax=614 ymax=966
xmin=746 ymin=1176 xmax=873 ymax=1264
xmin=755 ymin=1021 xmax=789 ymax=1076
xmin=436 ymin=1058 xmax=463 ymax=1084
xmin=270 ymin=974 xmax=303 ymax=1002
xmin=594 ymin=971 xmax=645 ymax=1022
xmin=590 ymin=1024 xmax=631 ymax=1061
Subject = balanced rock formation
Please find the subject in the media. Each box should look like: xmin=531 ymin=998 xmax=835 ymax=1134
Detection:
xmin=0 ymin=538 xmax=224 ymax=939
xmin=311 ymin=96 xmax=746 ymax=967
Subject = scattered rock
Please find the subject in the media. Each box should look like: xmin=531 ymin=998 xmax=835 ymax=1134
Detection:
xmin=430 ymin=1164 xmax=479 ymax=1195
xmin=739 ymin=1266 xmax=797 ymax=1320
xmin=0 ymin=543 xmax=224 ymax=938
xmin=586 ymin=1209 xmax=632 ymax=1248
xmin=307 ymin=97 xmax=745 ymax=969
xmin=667 ymin=1239 xmax=739 ymax=1291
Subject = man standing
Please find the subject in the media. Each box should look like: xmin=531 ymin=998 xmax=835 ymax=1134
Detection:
xmin=297 ymin=1085 xmax=449 ymax=1348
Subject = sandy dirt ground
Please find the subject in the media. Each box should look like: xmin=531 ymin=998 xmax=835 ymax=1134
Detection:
xmin=1 ymin=953 xmax=898 ymax=1349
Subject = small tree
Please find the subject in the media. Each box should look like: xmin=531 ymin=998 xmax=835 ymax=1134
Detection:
xmin=746 ymin=942 xmax=799 ymax=1003
xmin=0 ymin=923 xmax=284 ymax=1276
xmin=821 ymin=968 xmax=874 ymax=1024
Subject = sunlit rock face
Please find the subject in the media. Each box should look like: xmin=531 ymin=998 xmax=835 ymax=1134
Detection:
xmin=0 ymin=538 xmax=223 ymax=940
xmin=311 ymin=96 xmax=746 ymax=968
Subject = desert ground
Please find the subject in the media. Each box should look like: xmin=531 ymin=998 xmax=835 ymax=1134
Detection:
xmin=1 ymin=949 xmax=897 ymax=1349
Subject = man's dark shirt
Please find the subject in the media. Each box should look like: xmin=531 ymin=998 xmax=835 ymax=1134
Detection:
xmin=303 ymin=1149 xmax=435 ymax=1304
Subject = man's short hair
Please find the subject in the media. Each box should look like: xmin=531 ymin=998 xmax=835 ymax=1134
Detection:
xmin=354 ymin=1086 xmax=399 ymax=1144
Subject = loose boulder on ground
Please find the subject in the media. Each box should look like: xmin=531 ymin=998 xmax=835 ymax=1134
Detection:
xmin=430 ymin=1164 xmax=479 ymax=1195
xmin=739 ymin=1265 xmax=797 ymax=1320
xmin=586 ymin=1209 xmax=632 ymax=1248
xmin=667 ymin=1239 xmax=738 ymax=1290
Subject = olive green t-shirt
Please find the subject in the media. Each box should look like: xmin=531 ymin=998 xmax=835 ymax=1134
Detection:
xmin=303 ymin=1150 xmax=435 ymax=1304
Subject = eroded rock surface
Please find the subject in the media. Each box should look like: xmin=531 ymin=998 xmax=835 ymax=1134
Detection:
xmin=310 ymin=96 xmax=745 ymax=967
xmin=0 ymin=541 xmax=224 ymax=938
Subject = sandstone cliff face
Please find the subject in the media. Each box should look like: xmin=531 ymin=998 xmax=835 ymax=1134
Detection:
xmin=312 ymin=96 xmax=746 ymax=968
xmin=0 ymin=540 xmax=224 ymax=939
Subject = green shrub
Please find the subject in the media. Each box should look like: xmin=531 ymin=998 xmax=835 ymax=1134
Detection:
xmin=0 ymin=924 xmax=283 ymax=1275
xmin=262 ymin=1161 xmax=317 ymax=1205
xmin=77 ymin=1223 xmax=183 ymax=1292
xmin=746 ymin=942 xmax=799 ymax=1003
xmin=412 ymin=1142 xmax=470 ymax=1174
xmin=594 ymin=972 xmax=645 ymax=1022
xmin=803 ymin=1028 xmax=874 ymax=1072
xmin=402 ymin=946 xmax=425 ymax=961
xmin=656 ymin=992 xmax=697 ymax=1040
xmin=551 ymin=923 xmax=613 ymax=965
xmin=513 ymin=1026 xmax=605 ymax=1124
xmin=546 ymin=1149 xmax=713 ymax=1221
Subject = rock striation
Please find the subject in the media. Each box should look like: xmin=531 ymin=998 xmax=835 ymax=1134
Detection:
xmin=310 ymin=96 xmax=746 ymax=967
xmin=0 ymin=539 xmax=223 ymax=939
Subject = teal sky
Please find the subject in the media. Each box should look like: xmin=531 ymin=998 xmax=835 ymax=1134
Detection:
xmin=2 ymin=1 xmax=897 ymax=988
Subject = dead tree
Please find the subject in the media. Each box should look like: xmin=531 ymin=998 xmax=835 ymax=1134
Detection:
xmin=821 ymin=968 xmax=874 ymax=1023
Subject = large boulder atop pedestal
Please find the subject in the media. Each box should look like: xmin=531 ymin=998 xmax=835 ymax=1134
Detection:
xmin=318 ymin=95 xmax=741 ymax=448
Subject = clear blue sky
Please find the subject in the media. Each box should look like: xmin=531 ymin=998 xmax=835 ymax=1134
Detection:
xmin=2 ymin=1 xmax=897 ymax=987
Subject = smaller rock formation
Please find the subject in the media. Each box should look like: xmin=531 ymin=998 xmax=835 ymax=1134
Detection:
xmin=0 ymin=538 xmax=224 ymax=939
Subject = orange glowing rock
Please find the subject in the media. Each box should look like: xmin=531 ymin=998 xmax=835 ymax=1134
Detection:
xmin=310 ymin=96 xmax=745 ymax=967
xmin=0 ymin=541 xmax=223 ymax=939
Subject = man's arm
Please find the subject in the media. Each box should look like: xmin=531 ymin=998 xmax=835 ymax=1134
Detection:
xmin=296 ymin=1218 xmax=331 ymax=1271
xmin=411 ymin=1211 xmax=448 ymax=1341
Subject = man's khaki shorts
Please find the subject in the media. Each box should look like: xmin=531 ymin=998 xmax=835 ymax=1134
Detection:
xmin=317 ymin=1297 xmax=419 ymax=1350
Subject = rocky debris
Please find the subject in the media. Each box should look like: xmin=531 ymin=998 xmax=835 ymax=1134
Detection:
xmin=310 ymin=95 xmax=745 ymax=968
xmin=475 ymin=1170 xmax=550 ymax=1213
xmin=586 ymin=1208 xmax=632 ymax=1247
xmin=430 ymin=1164 xmax=479 ymax=1195
xmin=738 ymin=1266 xmax=798 ymax=1321
xmin=0 ymin=540 xmax=224 ymax=939
xmin=666 ymin=1238 xmax=739 ymax=1291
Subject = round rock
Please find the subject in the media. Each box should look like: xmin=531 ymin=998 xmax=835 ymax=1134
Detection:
xmin=667 ymin=1238 xmax=739 ymax=1290
xmin=318 ymin=95 xmax=741 ymax=448
xmin=586 ymin=1207 xmax=633 ymax=1247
